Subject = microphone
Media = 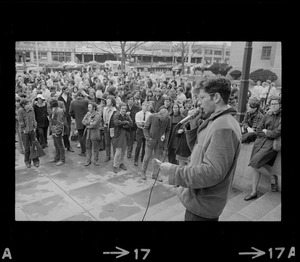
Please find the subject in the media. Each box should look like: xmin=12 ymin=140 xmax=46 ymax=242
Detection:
xmin=179 ymin=115 xmax=193 ymax=124
xmin=179 ymin=108 xmax=201 ymax=124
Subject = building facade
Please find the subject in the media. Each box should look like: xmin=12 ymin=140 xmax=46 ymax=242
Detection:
xmin=229 ymin=41 xmax=281 ymax=85
xmin=16 ymin=41 xmax=231 ymax=67
xmin=15 ymin=41 xmax=79 ymax=65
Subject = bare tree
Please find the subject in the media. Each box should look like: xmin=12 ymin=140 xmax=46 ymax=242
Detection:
xmin=172 ymin=42 xmax=202 ymax=74
xmin=88 ymin=41 xmax=147 ymax=73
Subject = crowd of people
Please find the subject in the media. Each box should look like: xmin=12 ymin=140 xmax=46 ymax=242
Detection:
xmin=15 ymin=66 xmax=281 ymax=220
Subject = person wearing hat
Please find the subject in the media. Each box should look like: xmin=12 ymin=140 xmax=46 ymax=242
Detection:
xmin=241 ymin=97 xmax=264 ymax=144
xmin=18 ymin=98 xmax=39 ymax=168
xmin=33 ymin=94 xmax=49 ymax=148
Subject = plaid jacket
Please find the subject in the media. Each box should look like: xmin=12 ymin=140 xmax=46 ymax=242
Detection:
xmin=242 ymin=110 xmax=264 ymax=131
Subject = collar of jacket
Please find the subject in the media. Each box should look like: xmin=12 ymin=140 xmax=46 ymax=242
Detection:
xmin=267 ymin=108 xmax=281 ymax=116
xmin=197 ymin=107 xmax=237 ymax=134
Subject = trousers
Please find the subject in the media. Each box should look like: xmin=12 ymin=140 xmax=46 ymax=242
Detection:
xmin=21 ymin=131 xmax=39 ymax=164
xmin=86 ymin=139 xmax=99 ymax=162
xmin=142 ymin=139 xmax=164 ymax=175
xmin=184 ymin=209 xmax=219 ymax=221
xmin=53 ymin=135 xmax=65 ymax=162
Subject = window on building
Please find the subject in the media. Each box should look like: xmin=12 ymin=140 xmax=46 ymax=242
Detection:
xmin=261 ymin=46 xmax=272 ymax=60
xmin=226 ymin=51 xmax=230 ymax=56
xmin=34 ymin=51 xmax=48 ymax=62
xmin=214 ymin=50 xmax=222 ymax=56
xmin=205 ymin=49 xmax=213 ymax=55
xmin=52 ymin=52 xmax=71 ymax=62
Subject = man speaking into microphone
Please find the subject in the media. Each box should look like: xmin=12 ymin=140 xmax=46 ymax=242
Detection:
xmin=157 ymin=76 xmax=242 ymax=221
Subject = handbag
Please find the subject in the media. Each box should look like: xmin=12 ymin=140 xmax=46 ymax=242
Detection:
xmin=273 ymin=136 xmax=281 ymax=152
xmin=30 ymin=139 xmax=46 ymax=159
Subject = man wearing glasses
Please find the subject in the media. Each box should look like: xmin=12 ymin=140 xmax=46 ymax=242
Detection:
xmin=158 ymin=76 xmax=242 ymax=221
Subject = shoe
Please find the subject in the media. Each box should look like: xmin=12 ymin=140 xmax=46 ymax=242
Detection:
xmin=78 ymin=152 xmax=86 ymax=157
xmin=85 ymin=161 xmax=91 ymax=166
xmin=34 ymin=162 xmax=40 ymax=167
xmin=56 ymin=161 xmax=64 ymax=166
xmin=127 ymin=154 xmax=132 ymax=159
xmin=104 ymin=156 xmax=111 ymax=162
xmin=113 ymin=167 xmax=119 ymax=173
xmin=26 ymin=163 xmax=31 ymax=168
xmin=77 ymin=143 xmax=81 ymax=148
xmin=67 ymin=147 xmax=74 ymax=152
xmin=49 ymin=159 xmax=59 ymax=163
xmin=134 ymin=161 xmax=138 ymax=166
xmin=244 ymin=193 xmax=258 ymax=201
xmin=94 ymin=161 xmax=99 ymax=166
xmin=271 ymin=175 xmax=278 ymax=192
xmin=152 ymin=174 xmax=163 ymax=182
xmin=119 ymin=163 xmax=127 ymax=170
xmin=141 ymin=171 xmax=146 ymax=180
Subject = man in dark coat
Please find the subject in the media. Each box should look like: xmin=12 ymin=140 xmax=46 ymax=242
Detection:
xmin=112 ymin=102 xmax=133 ymax=173
xmin=152 ymin=88 xmax=165 ymax=113
xmin=126 ymin=94 xmax=141 ymax=158
xmin=58 ymin=86 xmax=74 ymax=152
xmin=69 ymin=91 xmax=88 ymax=156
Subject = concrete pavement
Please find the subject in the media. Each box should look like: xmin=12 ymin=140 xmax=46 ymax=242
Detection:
xmin=15 ymin=137 xmax=180 ymax=221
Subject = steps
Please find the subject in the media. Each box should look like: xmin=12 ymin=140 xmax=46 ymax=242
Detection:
xmin=221 ymin=191 xmax=281 ymax=221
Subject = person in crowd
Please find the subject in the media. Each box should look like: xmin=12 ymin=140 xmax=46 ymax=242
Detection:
xmin=244 ymin=96 xmax=281 ymax=200
xmin=58 ymin=86 xmax=74 ymax=152
xmin=158 ymin=76 xmax=242 ymax=221
xmin=185 ymin=82 xmax=192 ymax=99
xmin=145 ymin=89 xmax=154 ymax=102
xmin=252 ymin=80 xmax=262 ymax=98
xmin=241 ymin=97 xmax=264 ymax=144
xmin=18 ymin=98 xmax=39 ymax=168
xmin=167 ymin=103 xmax=185 ymax=164
xmin=152 ymin=88 xmax=165 ymax=113
xmin=126 ymin=94 xmax=141 ymax=159
xmin=176 ymin=87 xmax=187 ymax=105
xmin=49 ymin=98 xmax=65 ymax=166
xmin=113 ymin=102 xmax=133 ymax=173
xmin=102 ymin=95 xmax=117 ymax=162
xmin=33 ymin=94 xmax=49 ymax=148
xmin=162 ymin=96 xmax=173 ymax=114
xmin=15 ymin=96 xmax=24 ymax=154
xmin=229 ymin=83 xmax=239 ymax=109
xmin=71 ymin=85 xmax=79 ymax=100
xmin=82 ymin=101 xmax=101 ymax=166
xmin=69 ymin=91 xmax=89 ymax=157
xmin=266 ymin=82 xmax=278 ymax=105
xmin=134 ymin=101 xmax=152 ymax=167
xmin=141 ymin=107 xmax=171 ymax=181
xmin=260 ymin=82 xmax=269 ymax=109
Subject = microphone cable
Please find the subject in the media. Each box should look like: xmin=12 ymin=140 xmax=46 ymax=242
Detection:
xmin=141 ymin=155 xmax=166 ymax=221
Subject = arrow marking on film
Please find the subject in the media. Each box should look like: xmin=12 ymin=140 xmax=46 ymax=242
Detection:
xmin=239 ymin=247 xmax=265 ymax=259
xmin=103 ymin=246 xmax=130 ymax=259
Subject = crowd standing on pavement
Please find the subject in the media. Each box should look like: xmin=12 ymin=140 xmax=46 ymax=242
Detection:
xmin=15 ymin=66 xmax=281 ymax=219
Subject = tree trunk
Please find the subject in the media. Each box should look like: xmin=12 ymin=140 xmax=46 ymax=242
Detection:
xmin=181 ymin=51 xmax=185 ymax=76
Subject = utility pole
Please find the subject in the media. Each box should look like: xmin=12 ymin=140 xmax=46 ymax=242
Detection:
xmin=35 ymin=41 xmax=39 ymax=67
xmin=187 ymin=42 xmax=192 ymax=74
xmin=236 ymin=42 xmax=253 ymax=123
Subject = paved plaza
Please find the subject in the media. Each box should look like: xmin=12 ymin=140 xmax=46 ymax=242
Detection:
xmin=15 ymin=136 xmax=183 ymax=221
